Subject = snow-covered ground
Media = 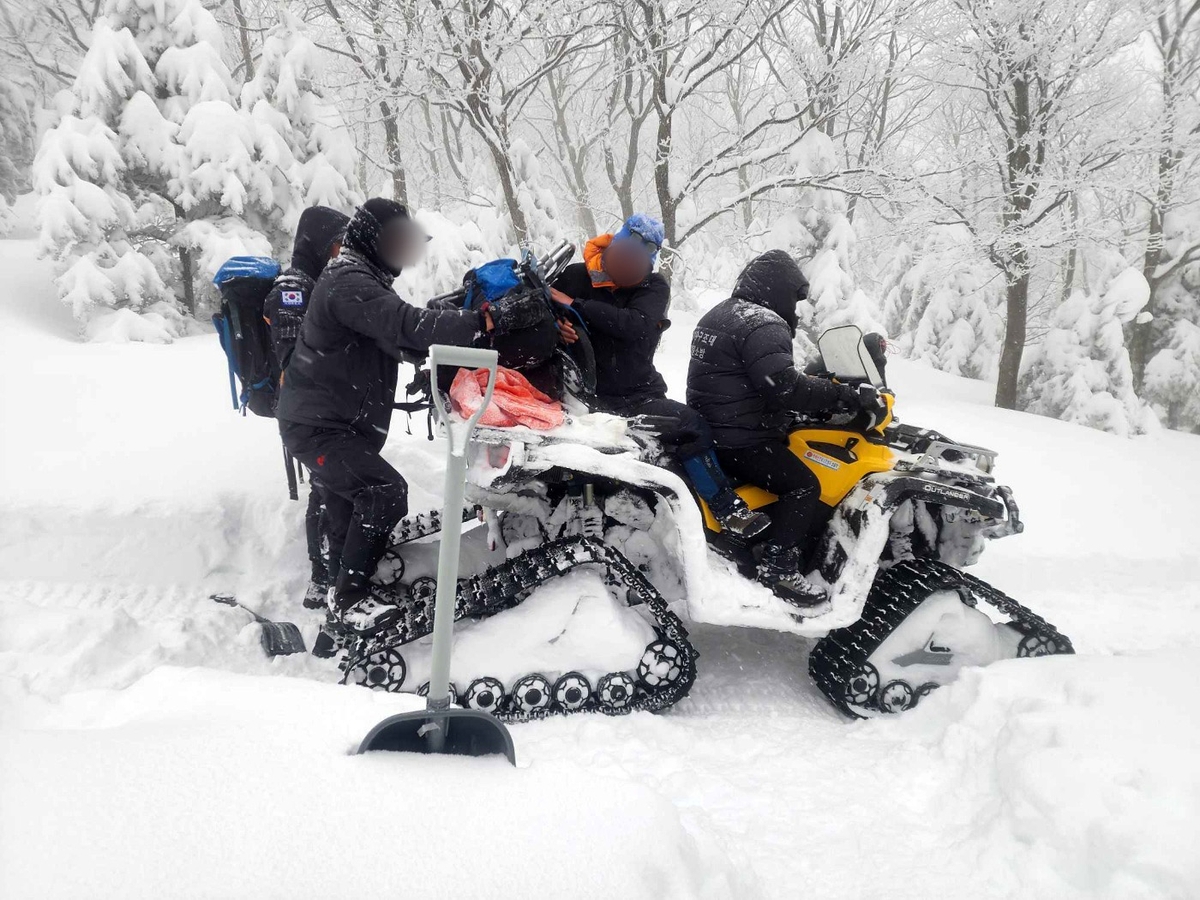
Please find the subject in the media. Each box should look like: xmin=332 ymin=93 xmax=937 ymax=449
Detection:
xmin=2 ymin=237 xmax=1199 ymax=899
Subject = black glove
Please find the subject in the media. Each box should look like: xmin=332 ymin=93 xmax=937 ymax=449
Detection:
xmin=486 ymin=293 xmax=549 ymax=335
xmin=853 ymin=384 xmax=888 ymax=429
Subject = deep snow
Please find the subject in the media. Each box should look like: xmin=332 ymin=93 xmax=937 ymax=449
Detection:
xmin=2 ymin=237 xmax=1199 ymax=899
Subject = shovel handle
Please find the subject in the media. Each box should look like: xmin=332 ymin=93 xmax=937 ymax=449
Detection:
xmin=428 ymin=345 xmax=499 ymax=458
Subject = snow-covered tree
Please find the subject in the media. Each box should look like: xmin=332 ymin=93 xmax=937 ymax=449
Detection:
xmin=239 ymin=14 xmax=362 ymax=229
xmin=762 ymin=131 xmax=882 ymax=356
xmin=34 ymin=2 xmax=361 ymax=340
xmin=1143 ymin=318 xmax=1200 ymax=432
xmin=882 ymin=226 xmax=1001 ymax=380
xmin=0 ymin=79 xmax=35 ymax=233
xmin=918 ymin=0 xmax=1133 ymax=410
xmin=880 ymin=240 xmax=915 ymax=339
xmin=35 ymin=1 xmax=254 ymax=337
xmin=1019 ymin=268 xmax=1157 ymax=436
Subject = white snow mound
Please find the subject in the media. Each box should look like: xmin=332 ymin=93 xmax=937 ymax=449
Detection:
xmin=0 ymin=667 xmax=753 ymax=900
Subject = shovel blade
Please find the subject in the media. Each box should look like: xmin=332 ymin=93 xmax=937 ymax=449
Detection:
xmin=259 ymin=622 xmax=306 ymax=657
xmin=357 ymin=709 xmax=516 ymax=764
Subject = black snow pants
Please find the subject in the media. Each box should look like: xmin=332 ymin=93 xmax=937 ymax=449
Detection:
xmin=716 ymin=440 xmax=822 ymax=555
xmin=280 ymin=422 xmax=408 ymax=594
xmin=304 ymin=480 xmax=327 ymax=580
xmin=600 ymin=394 xmax=715 ymax=459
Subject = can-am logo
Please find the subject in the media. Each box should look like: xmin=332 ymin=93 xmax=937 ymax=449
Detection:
xmin=804 ymin=449 xmax=840 ymax=470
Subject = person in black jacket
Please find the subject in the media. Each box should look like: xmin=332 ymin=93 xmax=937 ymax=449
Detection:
xmin=551 ymin=214 xmax=768 ymax=538
xmin=277 ymin=198 xmax=544 ymax=634
xmin=264 ymin=205 xmax=350 ymax=611
xmin=266 ymin=205 xmax=351 ymax=371
xmin=687 ymin=250 xmax=884 ymax=606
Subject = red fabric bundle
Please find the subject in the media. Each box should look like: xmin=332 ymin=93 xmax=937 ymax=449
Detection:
xmin=449 ymin=366 xmax=565 ymax=430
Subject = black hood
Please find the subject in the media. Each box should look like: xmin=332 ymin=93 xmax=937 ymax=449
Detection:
xmin=731 ymin=250 xmax=808 ymax=336
xmin=291 ymin=206 xmax=350 ymax=281
xmin=344 ymin=198 xmax=410 ymax=278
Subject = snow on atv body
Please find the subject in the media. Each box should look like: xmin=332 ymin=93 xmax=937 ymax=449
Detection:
xmin=332 ymin=245 xmax=699 ymax=720
xmin=333 ymin=246 xmax=1071 ymax=720
xmin=435 ymin=323 xmax=1073 ymax=718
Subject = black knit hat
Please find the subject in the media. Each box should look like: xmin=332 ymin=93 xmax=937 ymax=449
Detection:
xmin=344 ymin=198 xmax=411 ymax=276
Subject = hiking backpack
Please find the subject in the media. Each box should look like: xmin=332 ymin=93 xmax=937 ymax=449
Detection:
xmin=212 ymin=256 xmax=282 ymax=418
xmin=462 ymin=257 xmax=562 ymax=373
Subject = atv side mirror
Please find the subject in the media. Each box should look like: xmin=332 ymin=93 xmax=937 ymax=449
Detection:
xmin=817 ymin=325 xmax=884 ymax=387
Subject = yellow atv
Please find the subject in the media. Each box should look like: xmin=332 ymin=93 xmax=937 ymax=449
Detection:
xmin=334 ymin=285 xmax=1072 ymax=719
xmin=693 ymin=325 xmax=1073 ymax=715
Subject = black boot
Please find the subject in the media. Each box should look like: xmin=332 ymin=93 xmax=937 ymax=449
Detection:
xmin=329 ymin=564 xmax=404 ymax=636
xmin=302 ymin=559 xmax=331 ymax=610
xmin=708 ymin=489 xmax=771 ymax=538
xmin=756 ymin=544 xmax=828 ymax=608
xmin=684 ymin=450 xmax=770 ymax=537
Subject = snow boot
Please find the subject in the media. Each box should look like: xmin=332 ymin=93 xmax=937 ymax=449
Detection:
xmin=709 ymin=489 xmax=771 ymax=538
xmin=302 ymin=561 xmax=331 ymax=610
xmin=682 ymin=451 xmax=771 ymax=538
xmin=756 ymin=544 xmax=827 ymax=609
xmin=328 ymin=574 xmax=404 ymax=636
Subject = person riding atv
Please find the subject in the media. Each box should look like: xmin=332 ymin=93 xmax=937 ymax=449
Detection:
xmin=551 ymin=215 xmax=769 ymax=538
xmin=687 ymin=250 xmax=887 ymax=606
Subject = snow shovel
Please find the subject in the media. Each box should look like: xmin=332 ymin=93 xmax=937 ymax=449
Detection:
xmin=357 ymin=345 xmax=516 ymax=764
xmin=210 ymin=594 xmax=306 ymax=657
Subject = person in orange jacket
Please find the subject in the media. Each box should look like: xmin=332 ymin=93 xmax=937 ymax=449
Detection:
xmin=551 ymin=214 xmax=769 ymax=538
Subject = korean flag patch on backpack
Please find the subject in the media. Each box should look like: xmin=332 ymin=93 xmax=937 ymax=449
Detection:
xmin=281 ymin=290 xmax=304 ymax=307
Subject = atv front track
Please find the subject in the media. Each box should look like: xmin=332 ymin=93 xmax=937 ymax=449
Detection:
xmin=807 ymin=558 xmax=1073 ymax=718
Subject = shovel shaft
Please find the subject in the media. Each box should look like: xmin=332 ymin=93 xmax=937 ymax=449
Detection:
xmin=424 ymin=346 xmax=499 ymax=752
xmin=426 ymin=449 xmax=467 ymax=712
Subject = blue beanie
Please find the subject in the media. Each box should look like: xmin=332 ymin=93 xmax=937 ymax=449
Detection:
xmin=614 ymin=213 xmax=665 ymax=262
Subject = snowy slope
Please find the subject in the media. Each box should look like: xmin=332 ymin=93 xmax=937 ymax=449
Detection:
xmin=2 ymin=237 xmax=1199 ymax=900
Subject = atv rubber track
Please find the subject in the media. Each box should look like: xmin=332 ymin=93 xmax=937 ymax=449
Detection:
xmin=807 ymin=557 xmax=1073 ymax=718
xmin=337 ymin=535 xmax=698 ymax=722
xmin=391 ymin=506 xmax=479 ymax=547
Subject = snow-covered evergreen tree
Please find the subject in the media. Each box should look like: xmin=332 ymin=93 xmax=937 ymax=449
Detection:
xmin=240 ymin=15 xmax=362 ymax=231
xmin=1143 ymin=318 xmax=1200 ymax=432
xmin=34 ymin=1 xmax=252 ymax=339
xmin=880 ymin=240 xmax=915 ymax=339
xmin=32 ymin=1 xmax=365 ymax=341
xmin=1019 ymin=268 xmax=1157 ymax=436
xmin=0 ymin=80 xmax=35 ymax=234
xmin=882 ymin=226 xmax=1001 ymax=380
xmin=761 ymin=131 xmax=882 ymax=356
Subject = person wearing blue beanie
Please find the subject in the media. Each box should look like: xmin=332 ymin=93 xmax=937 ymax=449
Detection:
xmin=613 ymin=213 xmax=666 ymax=264
xmin=550 ymin=214 xmax=770 ymax=539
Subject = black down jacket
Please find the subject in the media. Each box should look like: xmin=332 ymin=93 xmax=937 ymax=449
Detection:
xmin=686 ymin=250 xmax=856 ymax=448
xmin=553 ymin=262 xmax=670 ymax=407
xmin=265 ymin=205 xmax=350 ymax=371
xmin=275 ymin=250 xmax=484 ymax=449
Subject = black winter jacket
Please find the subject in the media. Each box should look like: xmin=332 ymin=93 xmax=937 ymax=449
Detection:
xmin=265 ymin=206 xmax=350 ymax=371
xmin=687 ymin=250 xmax=855 ymax=448
xmin=275 ymin=250 xmax=484 ymax=449
xmin=553 ymin=263 xmax=670 ymax=407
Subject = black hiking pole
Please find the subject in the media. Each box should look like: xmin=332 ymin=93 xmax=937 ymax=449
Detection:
xmin=356 ymin=345 xmax=515 ymax=764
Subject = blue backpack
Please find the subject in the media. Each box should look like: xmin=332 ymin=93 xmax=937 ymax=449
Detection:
xmin=212 ymin=256 xmax=282 ymax=417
